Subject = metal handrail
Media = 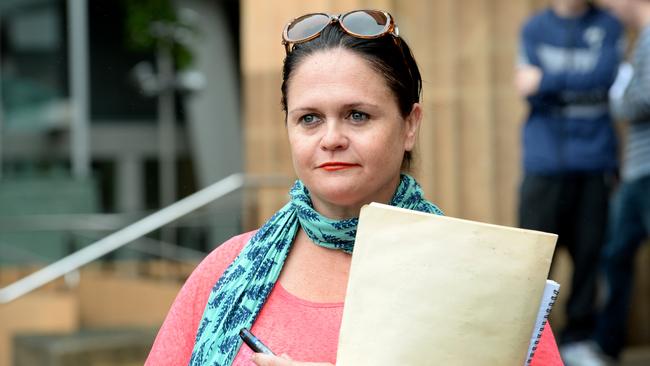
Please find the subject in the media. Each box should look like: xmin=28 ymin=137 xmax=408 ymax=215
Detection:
xmin=0 ymin=208 xmax=241 ymax=232
xmin=0 ymin=212 xmax=146 ymax=232
xmin=0 ymin=173 xmax=246 ymax=303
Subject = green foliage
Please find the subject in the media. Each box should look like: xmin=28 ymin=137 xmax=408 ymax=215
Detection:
xmin=122 ymin=0 xmax=195 ymax=69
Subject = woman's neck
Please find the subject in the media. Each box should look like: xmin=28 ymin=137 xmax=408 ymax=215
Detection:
xmin=310 ymin=176 xmax=401 ymax=220
xmin=312 ymin=201 xmax=363 ymax=220
xmin=278 ymin=228 xmax=351 ymax=302
xmin=552 ymin=1 xmax=589 ymax=18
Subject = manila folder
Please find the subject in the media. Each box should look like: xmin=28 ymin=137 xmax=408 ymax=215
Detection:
xmin=336 ymin=203 xmax=557 ymax=366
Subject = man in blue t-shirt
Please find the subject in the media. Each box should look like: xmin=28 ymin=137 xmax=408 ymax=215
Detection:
xmin=515 ymin=1 xmax=623 ymax=365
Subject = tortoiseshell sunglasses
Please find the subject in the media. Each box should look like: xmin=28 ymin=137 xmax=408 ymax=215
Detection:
xmin=281 ymin=10 xmax=400 ymax=54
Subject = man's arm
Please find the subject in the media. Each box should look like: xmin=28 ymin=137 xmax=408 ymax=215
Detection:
xmin=521 ymin=18 xmax=624 ymax=102
xmin=515 ymin=21 xmax=559 ymax=107
xmin=611 ymin=37 xmax=650 ymax=123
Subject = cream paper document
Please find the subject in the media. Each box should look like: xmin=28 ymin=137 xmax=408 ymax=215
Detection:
xmin=337 ymin=203 xmax=558 ymax=366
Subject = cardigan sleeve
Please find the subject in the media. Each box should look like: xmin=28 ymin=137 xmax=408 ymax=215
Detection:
xmin=145 ymin=232 xmax=253 ymax=366
xmin=530 ymin=322 xmax=564 ymax=365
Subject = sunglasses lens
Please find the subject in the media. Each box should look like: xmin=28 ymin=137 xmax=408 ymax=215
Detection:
xmin=341 ymin=10 xmax=389 ymax=37
xmin=286 ymin=13 xmax=331 ymax=42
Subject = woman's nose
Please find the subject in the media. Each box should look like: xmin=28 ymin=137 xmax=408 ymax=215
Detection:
xmin=320 ymin=122 xmax=349 ymax=151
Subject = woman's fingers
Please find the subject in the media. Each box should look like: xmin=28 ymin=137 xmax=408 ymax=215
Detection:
xmin=251 ymin=353 xmax=284 ymax=366
xmin=251 ymin=353 xmax=334 ymax=366
xmin=251 ymin=354 xmax=291 ymax=366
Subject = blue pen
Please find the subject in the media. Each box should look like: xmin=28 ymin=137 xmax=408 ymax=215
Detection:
xmin=239 ymin=328 xmax=275 ymax=355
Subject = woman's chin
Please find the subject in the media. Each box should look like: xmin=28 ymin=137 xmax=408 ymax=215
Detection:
xmin=302 ymin=171 xmax=381 ymax=207
xmin=310 ymin=185 xmax=369 ymax=209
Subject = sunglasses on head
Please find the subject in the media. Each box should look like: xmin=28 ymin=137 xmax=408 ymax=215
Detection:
xmin=281 ymin=9 xmax=400 ymax=54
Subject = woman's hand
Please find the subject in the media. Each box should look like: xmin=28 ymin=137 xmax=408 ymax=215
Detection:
xmin=251 ymin=353 xmax=334 ymax=366
xmin=515 ymin=65 xmax=542 ymax=97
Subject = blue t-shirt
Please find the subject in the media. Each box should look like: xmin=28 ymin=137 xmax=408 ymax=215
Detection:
xmin=519 ymin=5 xmax=623 ymax=174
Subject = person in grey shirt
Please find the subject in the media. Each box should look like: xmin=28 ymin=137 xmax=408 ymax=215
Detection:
xmin=594 ymin=0 xmax=650 ymax=361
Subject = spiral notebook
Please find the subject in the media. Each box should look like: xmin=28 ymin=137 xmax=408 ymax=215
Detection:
xmin=525 ymin=280 xmax=561 ymax=364
xmin=337 ymin=203 xmax=558 ymax=366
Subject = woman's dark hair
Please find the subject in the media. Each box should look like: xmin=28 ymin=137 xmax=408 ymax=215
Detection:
xmin=280 ymin=24 xmax=422 ymax=170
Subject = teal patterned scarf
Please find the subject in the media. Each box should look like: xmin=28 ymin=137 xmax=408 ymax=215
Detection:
xmin=189 ymin=174 xmax=442 ymax=365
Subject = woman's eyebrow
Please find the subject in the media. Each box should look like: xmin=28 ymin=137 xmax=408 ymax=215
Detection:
xmin=288 ymin=102 xmax=380 ymax=116
xmin=340 ymin=102 xmax=379 ymax=110
xmin=287 ymin=107 xmax=318 ymax=116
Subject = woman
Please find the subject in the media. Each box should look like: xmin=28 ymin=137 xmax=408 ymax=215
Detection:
xmin=146 ymin=10 xmax=562 ymax=366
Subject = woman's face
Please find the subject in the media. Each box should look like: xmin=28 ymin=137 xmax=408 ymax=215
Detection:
xmin=285 ymin=48 xmax=421 ymax=218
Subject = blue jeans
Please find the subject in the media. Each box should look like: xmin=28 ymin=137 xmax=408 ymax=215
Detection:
xmin=594 ymin=175 xmax=650 ymax=359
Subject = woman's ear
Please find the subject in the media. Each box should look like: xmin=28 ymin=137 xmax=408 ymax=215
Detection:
xmin=403 ymin=103 xmax=422 ymax=151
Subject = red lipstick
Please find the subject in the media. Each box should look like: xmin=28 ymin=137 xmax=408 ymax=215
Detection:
xmin=318 ymin=162 xmax=360 ymax=171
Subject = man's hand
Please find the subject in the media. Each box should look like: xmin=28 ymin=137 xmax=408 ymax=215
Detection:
xmin=515 ymin=65 xmax=543 ymax=97
xmin=251 ymin=353 xmax=334 ymax=366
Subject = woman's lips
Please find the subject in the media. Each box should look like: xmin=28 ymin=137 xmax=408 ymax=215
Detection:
xmin=318 ymin=162 xmax=360 ymax=171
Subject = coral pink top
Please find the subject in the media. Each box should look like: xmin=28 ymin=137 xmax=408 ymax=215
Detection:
xmin=146 ymin=231 xmax=563 ymax=366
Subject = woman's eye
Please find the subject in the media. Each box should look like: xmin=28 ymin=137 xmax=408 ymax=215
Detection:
xmin=348 ymin=111 xmax=369 ymax=122
xmin=299 ymin=114 xmax=321 ymax=126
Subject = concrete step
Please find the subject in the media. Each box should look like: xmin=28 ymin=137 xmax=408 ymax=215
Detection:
xmin=0 ymin=291 xmax=79 ymax=366
xmin=0 ymin=263 xmax=190 ymax=366
xmin=13 ymin=328 xmax=157 ymax=366
xmin=78 ymin=269 xmax=182 ymax=329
